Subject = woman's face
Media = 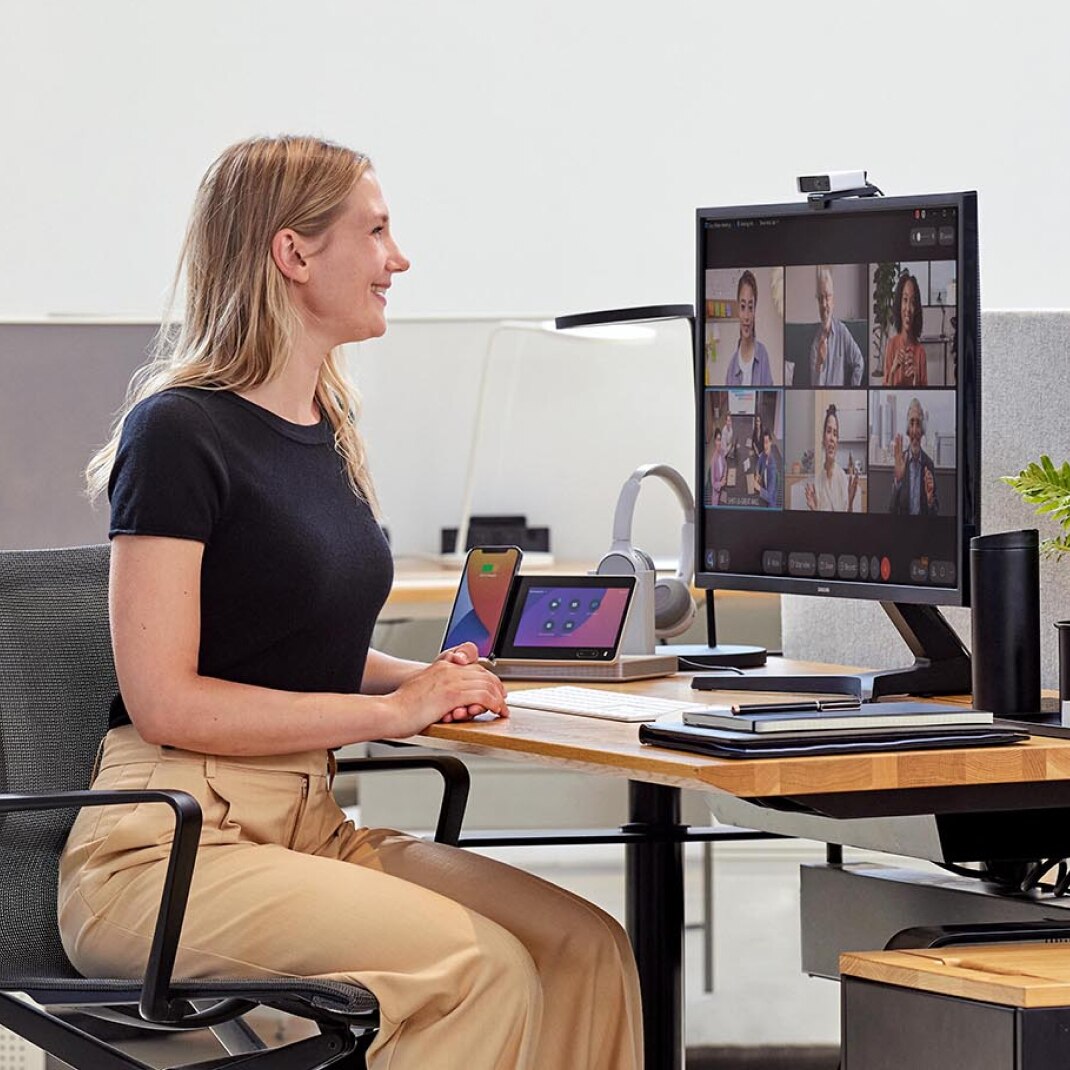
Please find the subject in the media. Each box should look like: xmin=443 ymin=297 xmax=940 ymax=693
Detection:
xmin=900 ymin=279 xmax=918 ymax=340
xmin=738 ymin=283 xmax=756 ymax=342
xmin=823 ymin=413 xmax=839 ymax=464
xmin=714 ymin=429 xmax=722 ymax=454
xmin=296 ymin=170 xmax=411 ymax=346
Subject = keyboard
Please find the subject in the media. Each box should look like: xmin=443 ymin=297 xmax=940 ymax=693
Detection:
xmin=505 ymin=685 xmax=711 ymax=723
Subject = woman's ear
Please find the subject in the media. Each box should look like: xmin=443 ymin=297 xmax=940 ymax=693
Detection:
xmin=271 ymin=229 xmax=310 ymax=283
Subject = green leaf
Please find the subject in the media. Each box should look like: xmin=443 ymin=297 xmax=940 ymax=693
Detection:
xmin=1003 ymin=456 xmax=1070 ymax=543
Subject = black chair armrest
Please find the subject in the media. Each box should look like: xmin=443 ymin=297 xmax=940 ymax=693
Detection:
xmin=0 ymin=787 xmax=244 ymax=1026
xmin=333 ymin=754 xmax=470 ymax=846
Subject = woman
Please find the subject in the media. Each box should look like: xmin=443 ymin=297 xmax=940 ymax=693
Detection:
xmin=708 ymin=425 xmax=728 ymax=505
xmin=721 ymin=409 xmax=735 ymax=460
xmin=804 ymin=404 xmax=859 ymax=512
xmin=58 ymin=136 xmax=642 ymax=1070
xmin=724 ymin=270 xmax=774 ymax=386
xmin=883 ymin=272 xmax=928 ymax=386
xmin=750 ymin=412 xmax=764 ymax=458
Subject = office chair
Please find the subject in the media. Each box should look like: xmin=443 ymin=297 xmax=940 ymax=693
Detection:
xmin=0 ymin=544 xmax=470 ymax=1070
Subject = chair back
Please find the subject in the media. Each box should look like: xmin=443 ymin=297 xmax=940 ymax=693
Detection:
xmin=0 ymin=544 xmax=115 ymax=979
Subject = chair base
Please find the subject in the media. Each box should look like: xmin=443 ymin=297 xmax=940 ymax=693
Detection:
xmin=0 ymin=993 xmax=368 ymax=1070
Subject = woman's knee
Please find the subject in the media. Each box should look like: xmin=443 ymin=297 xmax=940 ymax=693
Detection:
xmin=473 ymin=922 xmax=543 ymax=1013
xmin=544 ymin=895 xmax=631 ymax=970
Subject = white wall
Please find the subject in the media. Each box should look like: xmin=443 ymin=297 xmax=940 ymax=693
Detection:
xmin=3 ymin=1 xmax=1070 ymax=319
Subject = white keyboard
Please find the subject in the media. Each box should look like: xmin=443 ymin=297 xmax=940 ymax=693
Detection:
xmin=505 ymin=685 xmax=711 ymax=723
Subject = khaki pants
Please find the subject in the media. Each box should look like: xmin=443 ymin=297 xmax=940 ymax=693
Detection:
xmin=58 ymin=727 xmax=643 ymax=1069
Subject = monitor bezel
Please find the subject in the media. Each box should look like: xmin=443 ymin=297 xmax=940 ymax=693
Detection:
xmin=693 ymin=191 xmax=980 ymax=607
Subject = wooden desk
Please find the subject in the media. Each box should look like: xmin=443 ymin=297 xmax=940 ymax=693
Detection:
xmin=407 ymin=663 xmax=1070 ymax=1070
xmin=423 ymin=675 xmax=1070 ymax=800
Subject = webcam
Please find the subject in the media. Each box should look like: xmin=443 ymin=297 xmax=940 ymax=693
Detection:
xmin=797 ymin=170 xmax=869 ymax=195
xmin=798 ymin=170 xmax=882 ymax=208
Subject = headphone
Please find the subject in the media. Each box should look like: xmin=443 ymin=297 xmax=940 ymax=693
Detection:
xmin=596 ymin=463 xmax=696 ymax=638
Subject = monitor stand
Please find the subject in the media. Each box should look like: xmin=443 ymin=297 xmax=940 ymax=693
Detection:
xmin=659 ymin=589 xmax=768 ymax=670
xmin=691 ymin=602 xmax=971 ymax=700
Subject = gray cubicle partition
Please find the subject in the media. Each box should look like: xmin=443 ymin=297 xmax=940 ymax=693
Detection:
xmin=0 ymin=321 xmax=158 ymax=550
xmin=784 ymin=311 xmax=1070 ymax=690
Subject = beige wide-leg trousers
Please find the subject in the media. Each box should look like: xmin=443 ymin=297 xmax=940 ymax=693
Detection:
xmin=58 ymin=727 xmax=643 ymax=1069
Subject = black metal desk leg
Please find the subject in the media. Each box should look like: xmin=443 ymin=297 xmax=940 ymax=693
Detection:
xmin=625 ymin=780 xmax=684 ymax=1070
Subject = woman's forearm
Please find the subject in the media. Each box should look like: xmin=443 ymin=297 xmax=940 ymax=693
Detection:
xmin=127 ymin=672 xmax=404 ymax=755
xmin=361 ymin=648 xmax=427 ymax=695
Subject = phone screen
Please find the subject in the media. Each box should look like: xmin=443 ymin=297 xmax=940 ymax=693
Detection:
xmin=440 ymin=547 xmax=522 ymax=658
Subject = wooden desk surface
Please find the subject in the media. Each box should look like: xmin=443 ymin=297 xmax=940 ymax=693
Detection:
xmin=415 ymin=662 xmax=1070 ymax=799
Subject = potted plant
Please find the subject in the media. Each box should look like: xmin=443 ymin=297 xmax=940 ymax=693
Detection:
xmin=1003 ymin=456 xmax=1070 ymax=556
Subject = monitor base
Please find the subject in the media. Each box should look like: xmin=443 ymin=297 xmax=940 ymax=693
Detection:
xmin=690 ymin=602 xmax=972 ymax=701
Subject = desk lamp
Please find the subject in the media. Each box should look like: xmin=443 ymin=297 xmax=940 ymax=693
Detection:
xmin=555 ymin=304 xmax=767 ymax=669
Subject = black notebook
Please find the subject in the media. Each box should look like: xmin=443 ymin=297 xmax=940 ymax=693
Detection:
xmin=638 ymin=720 xmax=1028 ymax=760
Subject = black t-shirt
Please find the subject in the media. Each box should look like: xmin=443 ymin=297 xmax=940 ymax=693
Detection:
xmin=107 ymin=387 xmax=393 ymax=730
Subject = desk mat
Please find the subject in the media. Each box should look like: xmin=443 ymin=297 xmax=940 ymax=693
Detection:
xmin=639 ymin=721 xmax=1029 ymax=760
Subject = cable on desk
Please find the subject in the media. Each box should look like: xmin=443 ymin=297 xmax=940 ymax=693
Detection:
xmin=675 ymin=660 xmax=746 ymax=674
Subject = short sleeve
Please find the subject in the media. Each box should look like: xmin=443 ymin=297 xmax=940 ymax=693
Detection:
xmin=108 ymin=391 xmax=230 ymax=542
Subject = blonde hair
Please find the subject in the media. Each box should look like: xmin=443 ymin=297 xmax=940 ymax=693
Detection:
xmin=87 ymin=135 xmax=379 ymax=512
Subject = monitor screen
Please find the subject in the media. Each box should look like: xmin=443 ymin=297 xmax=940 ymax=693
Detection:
xmin=695 ymin=193 xmax=980 ymax=605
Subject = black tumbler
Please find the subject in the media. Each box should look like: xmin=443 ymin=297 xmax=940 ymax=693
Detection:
xmin=970 ymin=529 xmax=1041 ymax=716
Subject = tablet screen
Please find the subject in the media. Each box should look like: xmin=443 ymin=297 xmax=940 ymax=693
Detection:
xmin=496 ymin=575 xmax=635 ymax=660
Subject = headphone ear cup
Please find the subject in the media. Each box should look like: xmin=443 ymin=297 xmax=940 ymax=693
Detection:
xmin=654 ymin=577 xmax=695 ymax=638
xmin=633 ymin=548 xmax=656 ymax=572
xmin=597 ymin=547 xmax=655 ymax=575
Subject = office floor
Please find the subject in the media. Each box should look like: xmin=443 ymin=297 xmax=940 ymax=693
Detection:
xmin=32 ymin=840 xmax=843 ymax=1069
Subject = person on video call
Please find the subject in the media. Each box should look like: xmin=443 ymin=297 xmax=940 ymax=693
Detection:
xmin=883 ymin=272 xmax=928 ymax=387
xmin=889 ymin=396 xmax=939 ymax=515
xmin=805 ymin=404 xmax=859 ymax=512
xmin=721 ymin=409 xmax=735 ymax=459
xmin=58 ymin=134 xmax=642 ymax=1070
xmin=708 ymin=425 xmax=728 ymax=505
xmin=756 ymin=429 xmax=779 ymax=507
xmin=810 ymin=266 xmax=864 ymax=387
xmin=725 ymin=270 xmax=775 ymax=386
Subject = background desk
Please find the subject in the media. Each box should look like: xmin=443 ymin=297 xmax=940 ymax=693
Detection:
xmin=410 ymin=665 xmax=1070 ymax=1069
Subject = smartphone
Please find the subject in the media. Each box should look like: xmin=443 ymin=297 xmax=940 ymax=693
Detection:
xmin=440 ymin=546 xmax=523 ymax=659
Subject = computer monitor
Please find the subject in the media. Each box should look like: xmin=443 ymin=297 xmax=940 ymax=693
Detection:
xmin=695 ymin=192 xmax=980 ymax=698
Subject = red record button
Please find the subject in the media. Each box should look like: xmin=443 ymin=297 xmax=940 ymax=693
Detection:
xmin=880 ymin=556 xmax=891 ymax=582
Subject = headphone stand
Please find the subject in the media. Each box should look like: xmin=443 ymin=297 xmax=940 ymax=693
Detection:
xmin=659 ymin=590 xmax=768 ymax=669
